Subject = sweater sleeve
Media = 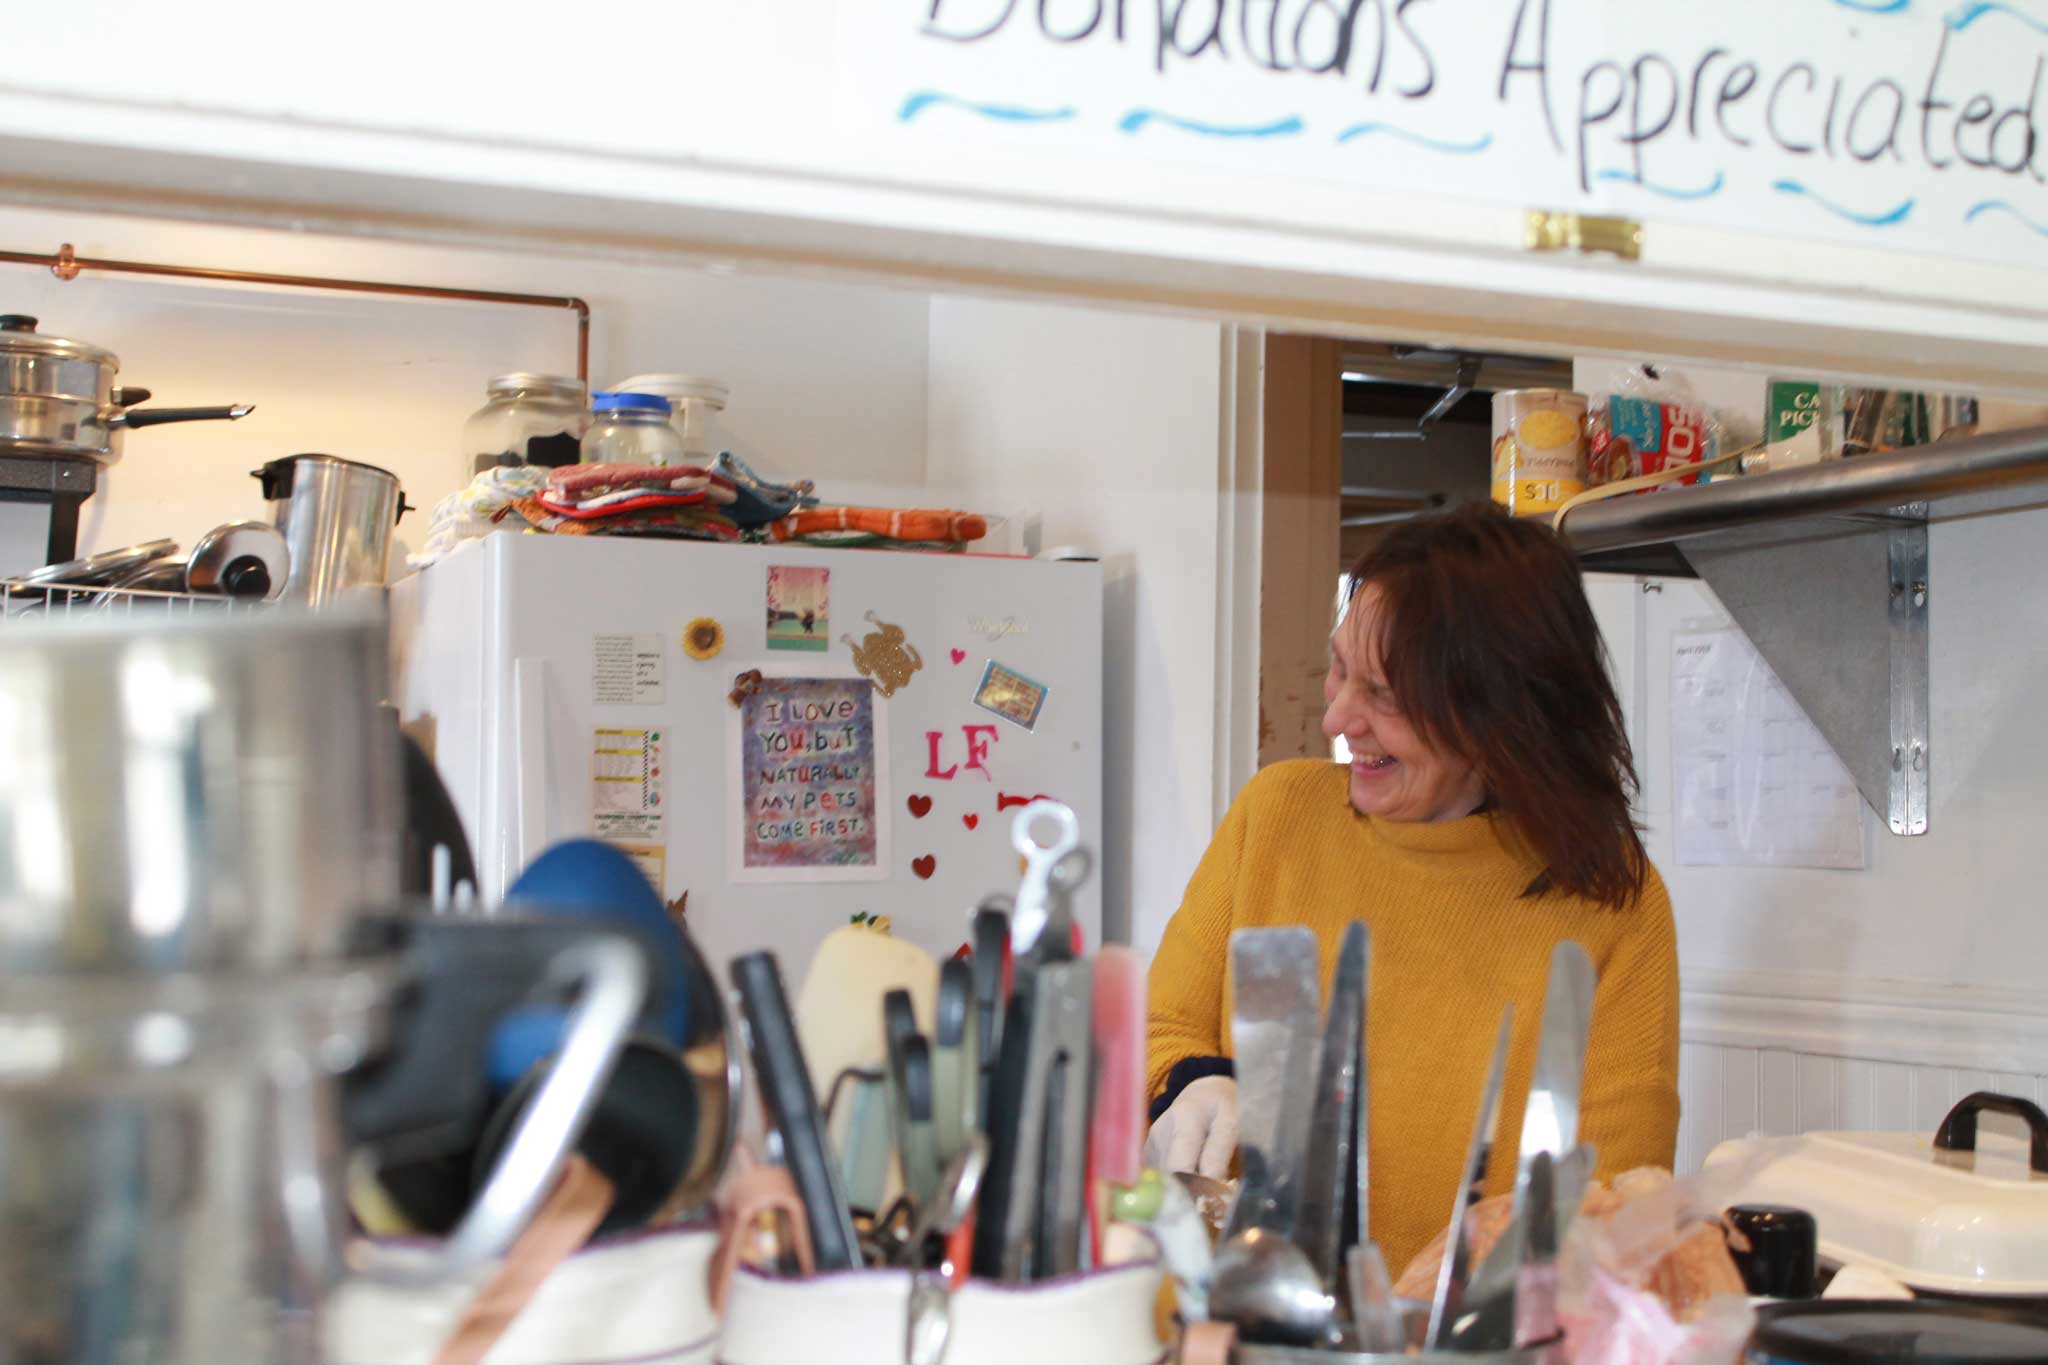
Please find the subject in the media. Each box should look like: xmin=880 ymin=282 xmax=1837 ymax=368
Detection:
xmin=1144 ymin=783 xmax=1251 ymax=1105
xmin=1578 ymin=868 xmax=1681 ymax=1179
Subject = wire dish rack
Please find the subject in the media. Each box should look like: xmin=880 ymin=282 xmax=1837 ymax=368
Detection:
xmin=0 ymin=580 xmax=270 ymax=625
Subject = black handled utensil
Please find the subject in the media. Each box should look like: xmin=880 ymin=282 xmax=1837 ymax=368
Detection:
xmin=732 ymin=951 xmax=862 ymax=1271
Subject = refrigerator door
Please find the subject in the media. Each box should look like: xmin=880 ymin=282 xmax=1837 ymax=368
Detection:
xmin=392 ymin=534 xmax=1103 ymax=977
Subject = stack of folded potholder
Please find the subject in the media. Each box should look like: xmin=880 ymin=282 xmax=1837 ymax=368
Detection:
xmin=515 ymin=463 xmax=741 ymax=541
xmin=763 ymin=506 xmax=988 ymax=552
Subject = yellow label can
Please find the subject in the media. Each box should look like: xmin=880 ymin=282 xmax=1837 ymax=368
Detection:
xmin=1491 ymin=389 xmax=1589 ymax=516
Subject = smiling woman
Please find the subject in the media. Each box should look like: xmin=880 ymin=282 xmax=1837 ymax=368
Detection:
xmin=1143 ymin=501 xmax=1679 ymax=1278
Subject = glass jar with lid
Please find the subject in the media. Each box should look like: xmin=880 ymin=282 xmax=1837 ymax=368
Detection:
xmin=463 ymin=373 xmax=589 ymax=475
xmin=613 ymin=373 xmax=731 ymax=462
xmin=582 ymin=392 xmax=687 ymax=466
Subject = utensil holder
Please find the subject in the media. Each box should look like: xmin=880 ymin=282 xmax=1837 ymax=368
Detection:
xmin=325 ymin=1223 xmax=721 ymax=1365
xmin=1181 ymin=1324 xmax=1564 ymax=1365
xmin=720 ymin=1260 xmax=1167 ymax=1365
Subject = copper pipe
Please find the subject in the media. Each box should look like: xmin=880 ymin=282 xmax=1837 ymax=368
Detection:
xmin=0 ymin=243 xmax=590 ymax=381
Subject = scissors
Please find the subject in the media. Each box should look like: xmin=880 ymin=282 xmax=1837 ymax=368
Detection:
xmin=1007 ymin=800 xmax=1090 ymax=966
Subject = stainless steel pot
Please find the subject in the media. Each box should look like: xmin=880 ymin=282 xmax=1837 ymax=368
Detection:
xmin=0 ymin=314 xmax=254 ymax=462
xmin=255 ymin=454 xmax=412 ymax=608
xmin=0 ymin=610 xmax=401 ymax=973
xmin=0 ymin=935 xmax=646 ymax=1365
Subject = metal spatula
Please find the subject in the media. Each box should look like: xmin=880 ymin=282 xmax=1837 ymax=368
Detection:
xmin=1220 ymin=926 xmax=1323 ymax=1241
xmin=1300 ymin=921 xmax=1367 ymax=1290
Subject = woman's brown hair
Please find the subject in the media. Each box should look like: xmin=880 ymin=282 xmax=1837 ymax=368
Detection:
xmin=1344 ymin=501 xmax=1646 ymax=909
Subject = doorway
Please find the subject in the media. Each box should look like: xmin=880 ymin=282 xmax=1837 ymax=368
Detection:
xmin=1256 ymin=336 xmax=1572 ymax=768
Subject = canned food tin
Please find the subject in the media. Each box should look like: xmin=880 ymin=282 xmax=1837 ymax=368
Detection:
xmin=1491 ymin=389 xmax=1588 ymax=516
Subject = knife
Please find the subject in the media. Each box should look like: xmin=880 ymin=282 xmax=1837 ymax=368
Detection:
xmin=983 ymin=958 xmax=1090 ymax=1280
xmin=1032 ymin=958 xmax=1095 ymax=1279
xmin=730 ymin=951 xmax=862 ymax=1271
xmin=1457 ymin=941 xmax=1596 ymax=1345
xmin=1427 ymin=1006 xmax=1513 ymax=1349
xmin=1514 ymin=1150 xmax=1561 ymax=1347
xmin=1300 ymin=922 xmax=1367 ymax=1289
xmin=1222 ymin=927 xmax=1324 ymax=1242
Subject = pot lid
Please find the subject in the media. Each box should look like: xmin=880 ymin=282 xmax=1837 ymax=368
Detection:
xmin=186 ymin=521 xmax=288 ymax=602
xmin=1705 ymin=1093 xmax=2048 ymax=1295
xmin=612 ymin=373 xmax=729 ymax=407
xmin=9 ymin=538 xmax=179 ymax=588
xmin=0 ymin=315 xmax=117 ymax=367
xmin=1750 ymin=1301 xmax=2048 ymax=1365
xmin=486 ymin=372 xmax=585 ymax=401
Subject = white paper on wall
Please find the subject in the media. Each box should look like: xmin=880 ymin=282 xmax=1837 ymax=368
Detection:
xmin=1670 ymin=625 xmax=1865 ymax=870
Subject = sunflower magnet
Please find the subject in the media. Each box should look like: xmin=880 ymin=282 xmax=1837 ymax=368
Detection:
xmin=682 ymin=617 xmax=725 ymax=660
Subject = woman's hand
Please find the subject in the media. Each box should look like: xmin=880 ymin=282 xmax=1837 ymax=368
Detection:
xmin=1142 ymin=1075 xmax=1238 ymax=1178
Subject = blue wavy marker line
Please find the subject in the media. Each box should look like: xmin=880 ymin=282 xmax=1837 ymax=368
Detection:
xmin=1834 ymin=0 xmax=1909 ymax=12
xmin=1965 ymin=200 xmax=2048 ymax=235
xmin=1945 ymin=1 xmax=2048 ymax=30
xmin=1773 ymin=179 xmax=1915 ymax=226
xmin=899 ymin=92 xmax=1077 ymax=124
xmin=1596 ymin=169 xmax=1728 ymax=200
xmin=1336 ymin=122 xmax=1492 ymax=154
xmin=1118 ymin=110 xmax=1304 ymax=137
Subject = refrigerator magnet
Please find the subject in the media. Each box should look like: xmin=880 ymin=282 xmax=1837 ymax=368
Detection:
xmin=843 ymin=611 xmax=923 ymax=698
xmin=592 ymin=727 xmax=666 ymax=843
xmin=764 ymin=565 xmax=830 ymax=652
xmin=972 ymin=661 xmax=1049 ymax=731
xmin=727 ymin=664 xmax=891 ymax=884
xmin=682 ymin=617 xmax=725 ymax=660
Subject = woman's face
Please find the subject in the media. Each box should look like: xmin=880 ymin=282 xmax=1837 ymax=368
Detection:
xmin=1322 ymin=586 xmax=1487 ymax=823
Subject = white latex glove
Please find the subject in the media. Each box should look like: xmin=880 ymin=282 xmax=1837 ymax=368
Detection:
xmin=1143 ymin=1074 xmax=1238 ymax=1179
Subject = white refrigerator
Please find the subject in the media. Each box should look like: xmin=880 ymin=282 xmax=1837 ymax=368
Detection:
xmin=389 ymin=533 xmax=1103 ymax=974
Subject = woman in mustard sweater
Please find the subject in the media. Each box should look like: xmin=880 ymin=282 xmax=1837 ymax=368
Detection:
xmin=1144 ymin=502 xmax=1679 ymax=1277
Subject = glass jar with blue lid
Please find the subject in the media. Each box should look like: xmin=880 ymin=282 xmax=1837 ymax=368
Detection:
xmin=581 ymin=392 xmax=687 ymax=466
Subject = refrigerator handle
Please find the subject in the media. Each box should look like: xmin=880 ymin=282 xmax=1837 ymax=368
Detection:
xmin=508 ymin=657 xmax=549 ymax=887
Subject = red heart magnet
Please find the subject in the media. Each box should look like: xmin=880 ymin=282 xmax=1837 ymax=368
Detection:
xmin=963 ymin=813 xmax=979 ymax=830
xmin=908 ymin=795 xmax=933 ymax=818
xmin=950 ymin=649 xmax=967 ymax=665
xmin=912 ymin=855 xmax=937 ymax=880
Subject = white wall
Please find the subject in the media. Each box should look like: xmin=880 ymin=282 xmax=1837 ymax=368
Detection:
xmin=923 ymin=296 xmax=1230 ymax=956
xmin=0 ymin=203 xmax=931 ymax=567
xmin=1574 ymin=356 xmax=2048 ymax=1159
xmin=1641 ymin=532 xmax=2048 ymax=995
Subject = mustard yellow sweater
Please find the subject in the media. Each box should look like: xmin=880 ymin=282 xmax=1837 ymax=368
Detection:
xmin=1146 ymin=760 xmax=1679 ymax=1277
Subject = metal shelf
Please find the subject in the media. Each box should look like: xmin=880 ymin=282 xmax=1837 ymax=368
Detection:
xmin=1563 ymin=424 xmax=2048 ymax=569
xmin=1558 ymin=424 xmax=2048 ymax=840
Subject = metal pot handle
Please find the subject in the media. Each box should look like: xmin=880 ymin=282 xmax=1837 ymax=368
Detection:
xmin=352 ymin=933 xmax=647 ymax=1284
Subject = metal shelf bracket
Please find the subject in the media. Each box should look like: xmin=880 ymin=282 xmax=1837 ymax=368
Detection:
xmin=1681 ymin=506 xmax=1930 ymax=836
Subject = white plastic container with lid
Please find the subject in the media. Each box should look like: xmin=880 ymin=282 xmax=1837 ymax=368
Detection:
xmin=1703 ymin=1092 xmax=2048 ymax=1297
xmin=582 ymin=392 xmax=687 ymax=467
xmin=613 ymin=374 xmax=730 ymax=463
xmin=463 ymin=373 xmax=588 ymax=475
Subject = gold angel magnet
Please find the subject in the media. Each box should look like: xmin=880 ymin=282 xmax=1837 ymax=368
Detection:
xmin=843 ymin=611 xmax=923 ymax=698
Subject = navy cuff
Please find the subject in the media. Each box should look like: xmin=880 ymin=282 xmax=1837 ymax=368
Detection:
xmin=1148 ymin=1055 xmax=1235 ymax=1123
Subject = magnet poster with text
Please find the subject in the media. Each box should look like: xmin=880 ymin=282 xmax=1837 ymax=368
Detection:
xmin=728 ymin=669 xmax=891 ymax=883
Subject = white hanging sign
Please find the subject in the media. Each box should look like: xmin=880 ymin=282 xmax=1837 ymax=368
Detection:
xmin=839 ymin=0 xmax=2048 ymax=269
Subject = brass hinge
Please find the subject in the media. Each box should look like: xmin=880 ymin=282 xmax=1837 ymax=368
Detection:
xmin=1524 ymin=210 xmax=1642 ymax=262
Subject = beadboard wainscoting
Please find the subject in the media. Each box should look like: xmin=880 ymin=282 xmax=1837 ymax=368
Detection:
xmin=1674 ymin=970 xmax=2048 ymax=1172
